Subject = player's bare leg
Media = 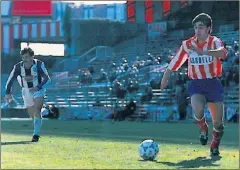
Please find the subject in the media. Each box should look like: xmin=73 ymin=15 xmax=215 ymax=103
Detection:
xmin=27 ymin=105 xmax=35 ymax=141
xmin=27 ymin=106 xmax=35 ymax=119
xmin=208 ymin=102 xmax=224 ymax=156
xmin=191 ymin=94 xmax=209 ymax=145
xmin=31 ymin=97 xmax=44 ymax=142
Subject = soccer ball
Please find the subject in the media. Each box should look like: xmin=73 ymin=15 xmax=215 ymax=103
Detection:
xmin=139 ymin=139 xmax=159 ymax=161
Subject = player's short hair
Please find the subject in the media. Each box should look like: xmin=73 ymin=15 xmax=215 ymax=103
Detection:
xmin=192 ymin=13 xmax=212 ymax=33
xmin=20 ymin=47 xmax=34 ymax=57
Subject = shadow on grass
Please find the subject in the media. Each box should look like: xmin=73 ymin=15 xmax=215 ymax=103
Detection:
xmin=1 ymin=141 xmax=33 ymax=145
xmin=138 ymin=159 xmax=158 ymax=162
xmin=157 ymin=156 xmax=222 ymax=168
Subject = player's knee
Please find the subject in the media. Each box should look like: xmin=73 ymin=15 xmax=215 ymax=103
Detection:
xmin=30 ymin=115 xmax=34 ymax=119
xmin=34 ymin=105 xmax=42 ymax=112
xmin=193 ymin=108 xmax=205 ymax=119
xmin=191 ymin=103 xmax=204 ymax=115
xmin=213 ymin=122 xmax=224 ymax=132
xmin=34 ymin=110 xmax=42 ymax=118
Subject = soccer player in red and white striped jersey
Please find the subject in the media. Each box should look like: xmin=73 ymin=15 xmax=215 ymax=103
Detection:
xmin=160 ymin=13 xmax=228 ymax=156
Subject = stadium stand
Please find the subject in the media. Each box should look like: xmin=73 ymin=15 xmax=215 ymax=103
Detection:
xmin=2 ymin=1 xmax=239 ymax=122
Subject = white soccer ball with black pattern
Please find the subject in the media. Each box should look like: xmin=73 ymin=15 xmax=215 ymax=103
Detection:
xmin=139 ymin=139 xmax=159 ymax=161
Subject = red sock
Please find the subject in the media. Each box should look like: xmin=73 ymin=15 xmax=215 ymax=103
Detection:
xmin=195 ymin=116 xmax=208 ymax=132
xmin=210 ymin=130 xmax=224 ymax=149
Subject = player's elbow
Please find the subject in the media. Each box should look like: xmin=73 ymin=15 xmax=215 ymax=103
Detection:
xmin=166 ymin=68 xmax=173 ymax=73
xmin=46 ymin=77 xmax=51 ymax=85
xmin=44 ymin=74 xmax=51 ymax=82
xmin=47 ymin=78 xmax=52 ymax=83
xmin=47 ymin=76 xmax=51 ymax=83
xmin=221 ymin=48 xmax=228 ymax=60
xmin=217 ymin=47 xmax=227 ymax=59
xmin=167 ymin=65 xmax=178 ymax=72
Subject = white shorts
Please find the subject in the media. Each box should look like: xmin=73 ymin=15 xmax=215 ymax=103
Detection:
xmin=22 ymin=88 xmax=46 ymax=107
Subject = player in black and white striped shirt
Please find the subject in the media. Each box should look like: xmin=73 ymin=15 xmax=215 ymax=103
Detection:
xmin=5 ymin=47 xmax=51 ymax=142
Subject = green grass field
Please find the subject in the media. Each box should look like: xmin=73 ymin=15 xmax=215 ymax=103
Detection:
xmin=1 ymin=119 xmax=239 ymax=169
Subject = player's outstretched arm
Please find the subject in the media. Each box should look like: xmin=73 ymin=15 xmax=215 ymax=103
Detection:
xmin=160 ymin=69 xmax=171 ymax=91
xmin=160 ymin=42 xmax=188 ymax=91
xmin=5 ymin=65 xmax=19 ymax=100
xmin=35 ymin=62 xmax=51 ymax=91
xmin=204 ymin=47 xmax=228 ymax=59
xmin=191 ymin=38 xmax=228 ymax=59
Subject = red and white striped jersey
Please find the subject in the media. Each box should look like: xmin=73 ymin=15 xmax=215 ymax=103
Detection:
xmin=168 ymin=35 xmax=228 ymax=79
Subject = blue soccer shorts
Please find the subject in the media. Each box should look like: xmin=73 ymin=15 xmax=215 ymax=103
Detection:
xmin=188 ymin=78 xmax=224 ymax=102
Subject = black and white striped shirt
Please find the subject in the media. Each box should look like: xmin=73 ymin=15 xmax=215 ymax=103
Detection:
xmin=5 ymin=59 xmax=50 ymax=95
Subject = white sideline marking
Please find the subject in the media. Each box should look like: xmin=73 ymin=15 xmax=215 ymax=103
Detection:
xmin=1 ymin=118 xmax=32 ymax=121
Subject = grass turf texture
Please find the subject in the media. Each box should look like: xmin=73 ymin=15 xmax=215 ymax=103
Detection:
xmin=1 ymin=119 xmax=239 ymax=169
